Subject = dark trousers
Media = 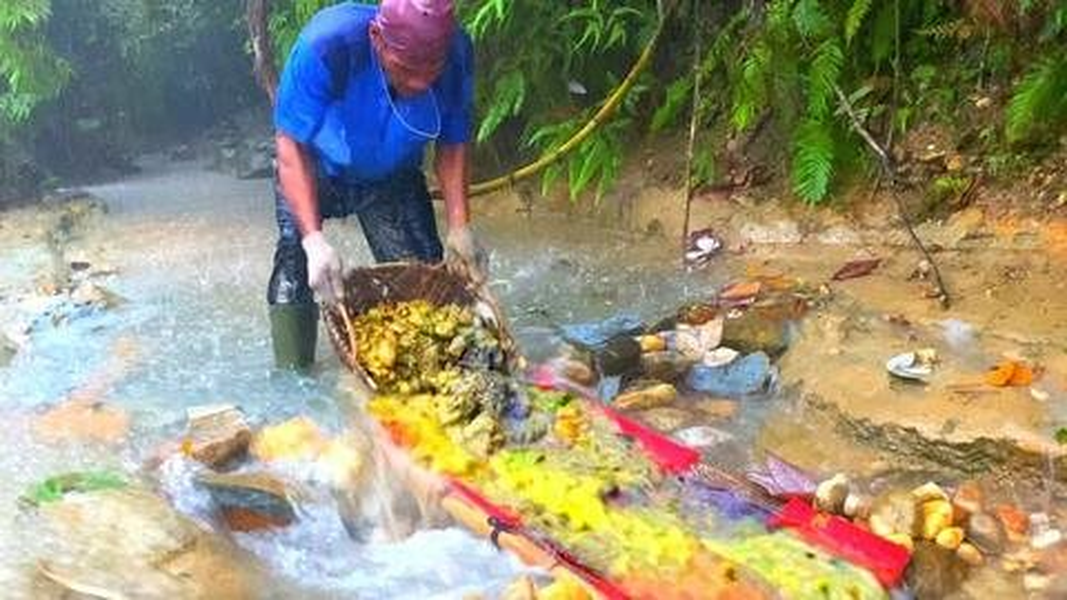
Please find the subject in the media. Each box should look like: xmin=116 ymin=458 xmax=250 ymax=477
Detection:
xmin=267 ymin=169 xmax=444 ymax=306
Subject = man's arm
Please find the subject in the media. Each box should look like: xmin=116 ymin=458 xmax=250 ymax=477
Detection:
xmin=434 ymin=142 xmax=469 ymax=230
xmin=276 ymin=132 xmax=321 ymax=237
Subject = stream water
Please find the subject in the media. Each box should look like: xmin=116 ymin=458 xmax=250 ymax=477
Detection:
xmin=0 ymin=157 xmax=728 ymax=598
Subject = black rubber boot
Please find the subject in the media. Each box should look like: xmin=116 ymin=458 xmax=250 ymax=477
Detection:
xmin=269 ymin=303 xmax=318 ymax=370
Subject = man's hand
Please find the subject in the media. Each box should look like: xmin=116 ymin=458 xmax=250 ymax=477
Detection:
xmin=301 ymin=231 xmax=344 ymax=304
xmin=444 ymin=225 xmax=488 ymax=285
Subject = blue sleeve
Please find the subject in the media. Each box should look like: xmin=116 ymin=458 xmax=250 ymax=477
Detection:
xmin=274 ymin=38 xmax=333 ymax=143
xmin=437 ymin=32 xmax=474 ymax=146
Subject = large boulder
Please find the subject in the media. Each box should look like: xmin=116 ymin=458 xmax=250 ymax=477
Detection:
xmin=29 ymin=489 xmax=263 ymax=599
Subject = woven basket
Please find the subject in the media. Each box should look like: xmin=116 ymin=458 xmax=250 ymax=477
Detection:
xmin=323 ymin=262 xmax=522 ymax=390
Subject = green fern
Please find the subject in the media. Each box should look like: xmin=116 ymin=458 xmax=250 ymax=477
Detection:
xmin=650 ymin=77 xmax=691 ymax=132
xmin=476 ymin=70 xmax=526 ymax=143
xmin=807 ymin=38 xmax=843 ymax=119
xmin=792 ymin=118 xmax=835 ymax=203
xmin=731 ymin=42 xmax=771 ymax=131
xmin=792 ymin=0 xmax=831 ymax=40
xmin=844 ymin=0 xmax=872 ymax=45
xmin=1006 ymin=52 xmax=1067 ymax=143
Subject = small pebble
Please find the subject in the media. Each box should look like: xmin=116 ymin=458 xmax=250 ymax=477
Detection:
xmin=815 ymin=474 xmax=851 ymax=515
xmin=956 ymin=542 xmax=984 ymax=566
xmin=912 ymin=481 xmax=949 ymax=503
xmin=936 ymin=527 xmax=965 ymax=550
xmin=1032 ymin=529 xmax=1064 ymax=550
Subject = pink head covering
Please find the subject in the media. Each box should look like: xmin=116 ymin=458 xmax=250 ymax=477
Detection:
xmin=374 ymin=0 xmax=456 ymax=67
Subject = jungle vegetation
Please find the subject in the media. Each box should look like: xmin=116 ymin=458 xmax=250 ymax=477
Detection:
xmin=2 ymin=0 xmax=1065 ymax=205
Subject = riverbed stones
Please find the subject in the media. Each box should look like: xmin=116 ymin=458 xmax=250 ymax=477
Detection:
xmin=814 ymin=473 xmax=851 ymax=514
xmin=951 ymin=480 xmax=983 ymax=522
xmin=32 ymin=488 xmax=258 ymax=598
xmin=966 ymin=511 xmax=1007 ymax=554
xmin=869 ymin=490 xmax=920 ymax=539
xmin=920 ymin=499 xmax=955 ymax=540
xmin=33 ymin=398 xmax=130 ymax=445
xmin=995 ymin=504 xmax=1030 ymax=543
xmin=251 ymin=416 xmax=329 ymax=462
xmin=634 ymin=407 xmax=695 ymax=433
xmin=614 ymin=382 xmax=677 ymax=411
xmin=721 ymin=308 xmax=791 ymax=357
xmin=184 ymin=404 xmax=251 ymax=469
xmin=195 ymin=471 xmax=299 ymax=531
xmin=685 ymin=352 xmax=773 ymax=397
xmin=640 ymin=351 xmax=695 ymax=384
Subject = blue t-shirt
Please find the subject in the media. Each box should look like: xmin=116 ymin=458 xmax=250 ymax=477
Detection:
xmin=274 ymin=2 xmax=474 ymax=182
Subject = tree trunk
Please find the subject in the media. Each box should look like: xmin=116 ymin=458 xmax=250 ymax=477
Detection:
xmin=246 ymin=0 xmax=278 ymax=105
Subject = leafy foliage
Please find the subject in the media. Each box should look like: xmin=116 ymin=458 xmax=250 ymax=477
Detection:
xmin=0 ymin=0 xmax=68 ymax=125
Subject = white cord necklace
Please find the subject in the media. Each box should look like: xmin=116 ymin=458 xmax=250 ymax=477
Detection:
xmin=372 ymin=45 xmax=441 ymax=140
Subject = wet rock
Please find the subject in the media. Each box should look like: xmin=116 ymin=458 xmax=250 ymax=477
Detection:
xmin=721 ymin=310 xmax=791 ymax=357
xmin=33 ymin=398 xmax=130 ymax=445
xmin=674 ymin=319 xmax=723 ymax=360
xmin=739 ymin=220 xmax=803 ymax=245
xmin=966 ymin=511 xmax=1007 ymax=554
xmin=995 ymin=504 xmax=1030 ymax=544
xmin=906 ymin=543 xmax=969 ymax=600
xmin=634 ymin=407 xmax=696 ymax=433
xmin=843 ymin=493 xmax=871 ymax=519
xmin=196 ymin=471 xmax=299 ymax=531
xmin=702 ymin=346 xmax=740 ymax=367
xmin=587 ymin=335 xmax=643 ymax=379
xmin=251 ymin=416 xmax=329 ymax=462
xmin=956 ymin=542 xmax=984 ymax=566
xmin=184 ymin=404 xmax=251 ymax=469
xmin=920 ymin=499 xmax=954 ymax=540
xmin=636 ymin=334 xmax=666 ymax=353
xmin=692 ymin=398 xmax=739 ymax=421
xmin=951 ymin=480 xmax=983 ymax=523
xmin=815 ymin=225 xmax=861 ymax=245
xmin=869 ymin=490 xmax=920 ymax=539
xmin=814 ymin=474 xmax=851 ymax=514
xmin=640 ymin=351 xmax=695 ymax=384
xmin=560 ymin=313 xmax=644 ymax=348
xmin=675 ymin=302 xmax=719 ymax=326
xmin=614 ymin=382 xmax=677 ymax=411
xmin=935 ymin=526 xmax=965 ymax=550
xmin=685 ymin=352 xmax=773 ymax=398
xmin=911 ymin=482 xmax=949 ymax=504
xmin=671 ymin=425 xmax=733 ymax=449
xmin=32 ymin=488 xmax=259 ymax=599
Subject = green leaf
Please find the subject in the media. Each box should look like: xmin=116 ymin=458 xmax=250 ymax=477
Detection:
xmin=807 ymin=38 xmax=843 ymax=118
xmin=792 ymin=0 xmax=831 ymax=40
xmin=1006 ymin=53 xmax=1067 ymax=143
xmin=1056 ymin=428 xmax=1067 ymax=445
xmin=650 ymin=77 xmax=692 ymax=132
xmin=844 ymin=0 xmax=873 ymax=45
xmin=21 ymin=470 xmax=127 ymax=506
xmin=791 ymin=118 xmax=835 ymax=203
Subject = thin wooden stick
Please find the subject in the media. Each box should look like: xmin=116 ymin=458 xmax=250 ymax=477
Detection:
xmin=832 ymin=81 xmax=951 ymax=309
xmin=681 ymin=0 xmax=702 ymax=263
xmin=339 ymin=303 xmax=359 ymax=368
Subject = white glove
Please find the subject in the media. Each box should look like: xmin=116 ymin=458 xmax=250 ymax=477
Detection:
xmin=444 ymin=225 xmax=489 ymax=285
xmin=301 ymin=231 xmax=344 ymax=304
